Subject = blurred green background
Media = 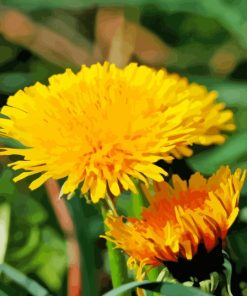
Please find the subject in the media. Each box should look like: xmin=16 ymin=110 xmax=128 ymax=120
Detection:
xmin=0 ymin=0 xmax=247 ymax=295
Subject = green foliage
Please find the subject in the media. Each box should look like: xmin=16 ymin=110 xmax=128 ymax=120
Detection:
xmin=228 ymin=228 xmax=247 ymax=272
xmin=0 ymin=0 xmax=247 ymax=295
xmin=103 ymin=280 xmax=213 ymax=296
xmin=0 ymin=45 xmax=17 ymax=66
xmin=222 ymin=252 xmax=233 ymax=296
xmin=66 ymin=197 xmax=103 ymax=296
xmin=0 ymin=73 xmax=34 ymax=94
xmin=199 ymin=272 xmax=220 ymax=294
xmin=0 ymin=204 xmax=10 ymax=264
xmin=187 ymin=131 xmax=247 ymax=174
xmin=0 ymin=289 xmax=8 ymax=296
xmin=0 ymin=168 xmax=67 ymax=293
xmin=0 ymin=263 xmax=49 ymax=296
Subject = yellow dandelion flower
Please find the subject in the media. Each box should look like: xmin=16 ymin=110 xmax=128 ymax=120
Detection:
xmin=104 ymin=166 xmax=246 ymax=269
xmin=165 ymin=76 xmax=235 ymax=158
xmin=0 ymin=63 xmax=233 ymax=202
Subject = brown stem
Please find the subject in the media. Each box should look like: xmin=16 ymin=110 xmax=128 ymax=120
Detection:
xmin=0 ymin=7 xmax=98 ymax=68
xmin=45 ymin=179 xmax=81 ymax=296
xmin=95 ymin=7 xmax=171 ymax=66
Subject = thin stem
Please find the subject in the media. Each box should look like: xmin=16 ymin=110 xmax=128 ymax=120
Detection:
xmin=105 ymin=193 xmax=118 ymax=217
xmin=147 ymin=267 xmax=161 ymax=296
xmin=131 ymin=181 xmax=149 ymax=218
xmin=45 ymin=180 xmax=81 ymax=296
xmin=148 ymin=267 xmax=160 ymax=281
xmin=101 ymin=204 xmax=130 ymax=296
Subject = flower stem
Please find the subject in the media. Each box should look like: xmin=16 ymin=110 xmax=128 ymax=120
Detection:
xmin=148 ymin=267 xmax=160 ymax=296
xmin=148 ymin=267 xmax=160 ymax=281
xmin=101 ymin=204 xmax=130 ymax=296
xmin=131 ymin=181 xmax=149 ymax=218
xmin=105 ymin=194 xmax=118 ymax=217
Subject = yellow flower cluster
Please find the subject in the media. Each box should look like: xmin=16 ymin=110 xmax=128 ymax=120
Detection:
xmin=0 ymin=62 xmax=246 ymax=289
xmin=0 ymin=63 xmax=234 ymax=202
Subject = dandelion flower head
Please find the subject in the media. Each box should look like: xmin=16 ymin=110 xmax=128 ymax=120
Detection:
xmin=104 ymin=166 xmax=246 ymax=268
xmin=0 ymin=63 xmax=234 ymax=202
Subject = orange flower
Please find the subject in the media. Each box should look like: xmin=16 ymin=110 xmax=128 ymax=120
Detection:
xmin=104 ymin=166 xmax=246 ymax=268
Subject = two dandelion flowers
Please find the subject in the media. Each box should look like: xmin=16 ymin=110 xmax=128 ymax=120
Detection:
xmin=0 ymin=63 xmax=245 ymax=295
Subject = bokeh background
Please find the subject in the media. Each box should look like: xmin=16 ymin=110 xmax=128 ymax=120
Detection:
xmin=0 ymin=1 xmax=247 ymax=295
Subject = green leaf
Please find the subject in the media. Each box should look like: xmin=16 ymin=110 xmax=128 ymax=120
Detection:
xmin=199 ymin=272 xmax=220 ymax=294
xmin=0 ymin=263 xmax=50 ymax=296
xmin=116 ymin=191 xmax=134 ymax=216
xmin=0 ymin=167 xmax=65 ymax=291
xmin=187 ymin=131 xmax=247 ymax=175
xmin=8 ymin=227 xmax=40 ymax=261
xmin=103 ymin=280 xmax=213 ymax=296
xmin=0 ymin=169 xmax=15 ymax=196
xmin=239 ymin=207 xmax=247 ymax=223
xmin=209 ymin=272 xmax=220 ymax=294
xmin=16 ymin=197 xmax=48 ymax=225
xmin=199 ymin=280 xmax=211 ymax=294
xmin=0 ymin=46 xmax=17 ymax=66
xmin=66 ymin=197 xmax=100 ymax=296
xmin=228 ymin=228 xmax=247 ymax=272
xmin=0 ymin=204 xmax=10 ymax=263
xmin=147 ymin=268 xmax=161 ymax=296
xmin=158 ymin=0 xmax=247 ymax=50
xmin=0 ymin=73 xmax=35 ymax=94
xmin=0 ymin=289 xmax=8 ymax=296
xmin=34 ymin=227 xmax=67 ymax=291
xmin=222 ymin=251 xmax=233 ymax=296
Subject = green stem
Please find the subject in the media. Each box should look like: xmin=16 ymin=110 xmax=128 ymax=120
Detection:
xmin=67 ymin=198 xmax=99 ymax=296
xmin=101 ymin=204 xmax=130 ymax=296
xmin=148 ymin=268 xmax=159 ymax=281
xmin=147 ymin=268 xmax=160 ymax=296
xmin=131 ymin=181 xmax=149 ymax=219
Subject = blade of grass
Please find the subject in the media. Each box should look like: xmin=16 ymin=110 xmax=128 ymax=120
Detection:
xmin=0 ymin=263 xmax=49 ymax=296
xmin=222 ymin=251 xmax=233 ymax=296
xmin=103 ymin=280 xmax=213 ymax=296
xmin=66 ymin=197 xmax=99 ymax=296
xmin=0 ymin=289 xmax=8 ymax=296
xmin=0 ymin=203 xmax=10 ymax=264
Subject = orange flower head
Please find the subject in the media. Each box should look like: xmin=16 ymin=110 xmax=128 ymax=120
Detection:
xmin=104 ymin=166 xmax=246 ymax=268
xmin=0 ymin=63 xmax=234 ymax=202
